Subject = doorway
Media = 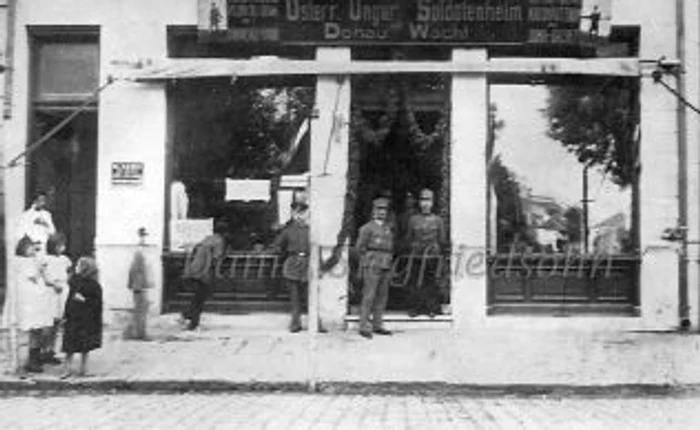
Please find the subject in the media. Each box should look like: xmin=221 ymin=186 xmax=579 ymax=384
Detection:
xmin=28 ymin=110 xmax=98 ymax=259
xmin=349 ymin=73 xmax=452 ymax=314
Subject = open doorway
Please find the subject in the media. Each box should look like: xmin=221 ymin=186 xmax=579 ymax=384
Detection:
xmin=28 ymin=110 xmax=98 ymax=259
xmin=349 ymin=73 xmax=452 ymax=315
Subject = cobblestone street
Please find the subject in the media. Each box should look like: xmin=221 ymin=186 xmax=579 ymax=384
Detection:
xmin=0 ymin=392 xmax=698 ymax=429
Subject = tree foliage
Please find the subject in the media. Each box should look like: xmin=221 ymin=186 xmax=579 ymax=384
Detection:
xmin=544 ymin=78 xmax=640 ymax=188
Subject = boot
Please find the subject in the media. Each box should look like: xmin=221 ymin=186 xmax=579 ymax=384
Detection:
xmin=24 ymin=348 xmax=44 ymax=373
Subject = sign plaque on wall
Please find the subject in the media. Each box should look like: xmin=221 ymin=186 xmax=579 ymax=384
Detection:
xmin=111 ymin=162 xmax=145 ymax=185
xmin=198 ymin=0 xmax=608 ymax=47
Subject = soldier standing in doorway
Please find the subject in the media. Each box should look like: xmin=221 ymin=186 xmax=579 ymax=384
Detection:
xmin=355 ymin=196 xmax=394 ymax=339
xmin=405 ymin=188 xmax=447 ymax=317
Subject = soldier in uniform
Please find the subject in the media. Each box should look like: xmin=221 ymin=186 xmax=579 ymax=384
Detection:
xmin=355 ymin=197 xmax=394 ymax=339
xmin=405 ymin=188 xmax=447 ymax=317
xmin=271 ymin=195 xmax=324 ymax=333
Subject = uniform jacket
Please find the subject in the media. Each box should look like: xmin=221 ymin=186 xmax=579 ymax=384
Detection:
xmin=183 ymin=234 xmax=226 ymax=283
xmin=355 ymin=220 xmax=394 ymax=270
xmin=271 ymin=220 xmax=309 ymax=282
xmin=406 ymin=213 xmax=447 ymax=255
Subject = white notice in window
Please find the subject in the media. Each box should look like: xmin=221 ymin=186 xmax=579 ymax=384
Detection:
xmin=225 ymin=179 xmax=271 ymax=202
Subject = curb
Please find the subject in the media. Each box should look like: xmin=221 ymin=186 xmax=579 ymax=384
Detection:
xmin=1 ymin=379 xmax=699 ymax=397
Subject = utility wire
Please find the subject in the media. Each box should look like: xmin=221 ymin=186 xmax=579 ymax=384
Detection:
xmin=655 ymin=75 xmax=700 ymax=116
xmin=4 ymin=78 xmax=115 ymax=169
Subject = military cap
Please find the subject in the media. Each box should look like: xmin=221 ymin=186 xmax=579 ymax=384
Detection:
xmin=372 ymin=197 xmax=390 ymax=209
xmin=419 ymin=188 xmax=434 ymax=200
xmin=291 ymin=190 xmax=309 ymax=210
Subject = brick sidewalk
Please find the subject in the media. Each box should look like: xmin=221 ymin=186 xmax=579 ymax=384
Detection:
xmin=2 ymin=313 xmax=700 ymax=392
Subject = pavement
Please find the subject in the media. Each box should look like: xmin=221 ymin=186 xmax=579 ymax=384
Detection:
xmin=1 ymin=392 xmax=699 ymax=429
xmin=2 ymin=312 xmax=700 ymax=394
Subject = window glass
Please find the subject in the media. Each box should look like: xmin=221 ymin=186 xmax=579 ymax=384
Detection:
xmin=35 ymin=42 xmax=100 ymax=101
xmin=169 ymin=77 xmax=314 ymax=251
xmin=488 ymin=78 xmax=640 ymax=256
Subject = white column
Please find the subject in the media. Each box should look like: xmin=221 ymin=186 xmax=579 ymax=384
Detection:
xmin=95 ymin=19 xmax=167 ymax=322
xmin=683 ymin=0 xmax=700 ymax=330
xmin=638 ymin=76 xmax=680 ymax=329
xmin=309 ymin=48 xmax=351 ymax=331
xmin=450 ymin=49 xmax=489 ymax=329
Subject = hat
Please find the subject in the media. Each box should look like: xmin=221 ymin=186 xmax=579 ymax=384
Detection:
xmin=291 ymin=190 xmax=309 ymax=210
xmin=372 ymin=197 xmax=390 ymax=209
xmin=419 ymin=189 xmax=434 ymax=200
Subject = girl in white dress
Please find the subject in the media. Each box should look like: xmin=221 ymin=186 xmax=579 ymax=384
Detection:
xmin=43 ymin=233 xmax=73 ymax=365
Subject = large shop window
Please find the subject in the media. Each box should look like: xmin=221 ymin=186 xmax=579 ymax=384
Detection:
xmin=164 ymin=77 xmax=315 ymax=312
xmin=27 ymin=28 xmax=99 ymax=259
xmin=487 ymin=77 xmax=640 ymax=314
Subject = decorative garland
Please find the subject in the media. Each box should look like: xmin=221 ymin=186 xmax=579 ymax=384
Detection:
xmin=320 ymin=76 xmax=451 ymax=272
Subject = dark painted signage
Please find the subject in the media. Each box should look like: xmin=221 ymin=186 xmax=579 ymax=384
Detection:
xmin=198 ymin=0 xmax=604 ymax=46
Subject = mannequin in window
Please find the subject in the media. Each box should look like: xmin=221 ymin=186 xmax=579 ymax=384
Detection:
xmin=170 ymin=180 xmax=189 ymax=220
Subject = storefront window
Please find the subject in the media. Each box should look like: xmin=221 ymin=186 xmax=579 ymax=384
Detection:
xmin=487 ymin=77 xmax=640 ymax=311
xmin=168 ymin=77 xmax=315 ymax=251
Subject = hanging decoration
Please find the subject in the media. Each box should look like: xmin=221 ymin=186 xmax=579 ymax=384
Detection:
xmin=320 ymin=74 xmax=451 ymax=273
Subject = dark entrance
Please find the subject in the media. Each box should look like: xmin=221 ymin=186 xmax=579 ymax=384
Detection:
xmin=29 ymin=110 xmax=98 ymax=259
xmin=349 ymin=73 xmax=452 ymax=314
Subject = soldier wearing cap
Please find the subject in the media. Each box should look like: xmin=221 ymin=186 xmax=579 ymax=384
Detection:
xmin=354 ymin=196 xmax=395 ymax=338
xmin=405 ymin=188 xmax=447 ymax=317
xmin=271 ymin=192 xmax=324 ymax=333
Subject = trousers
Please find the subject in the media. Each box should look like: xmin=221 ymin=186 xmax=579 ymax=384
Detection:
xmin=359 ymin=267 xmax=390 ymax=333
xmin=132 ymin=290 xmax=149 ymax=339
xmin=182 ymin=279 xmax=212 ymax=329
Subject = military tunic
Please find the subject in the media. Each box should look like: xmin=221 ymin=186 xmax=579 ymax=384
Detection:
xmin=355 ymin=220 xmax=394 ymax=333
xmin=271 ymin=219 xmax=310 ymax=331
xmin=405 ymin=213 xmax=447 ymax=316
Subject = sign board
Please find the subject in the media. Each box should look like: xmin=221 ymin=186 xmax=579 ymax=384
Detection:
xmin=198 ymin=0 xmax=608 ymax=47
xmin=225 ymin=179 xmax=271 ymax=201
xmin=170 ymin=219 xmax=214 ymax=251
xmin=111 ymin=162 xmax=144 ymax=185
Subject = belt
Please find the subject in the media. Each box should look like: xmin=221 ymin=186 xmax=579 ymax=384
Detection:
xmin=367 ymin=248 xmax=392 ymax=253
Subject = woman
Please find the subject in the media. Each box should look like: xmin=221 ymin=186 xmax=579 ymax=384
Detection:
xmin=62 ymin=257 xmax=103 ymax=378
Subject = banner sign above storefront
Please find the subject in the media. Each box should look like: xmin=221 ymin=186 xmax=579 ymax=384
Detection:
xmin=198 ymin=0 xmax=610 ymax=47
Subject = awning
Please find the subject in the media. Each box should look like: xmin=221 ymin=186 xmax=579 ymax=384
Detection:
xmin=122 ymin=57 xmax=642 ymax=82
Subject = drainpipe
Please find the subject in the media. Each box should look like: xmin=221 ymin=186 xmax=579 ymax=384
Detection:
xmin=3 ymin=0 xmax=16 ymax=119
xmin=676 ymin=0 xmax=690 ymax=329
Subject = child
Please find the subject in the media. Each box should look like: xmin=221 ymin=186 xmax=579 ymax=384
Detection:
xmin=14 ymin=235 xmax=54 ymax=373
xmin=43 ymin=233 xmax=73 ymax=364
xmin=61 ymin=257 xmax=103 ymax=378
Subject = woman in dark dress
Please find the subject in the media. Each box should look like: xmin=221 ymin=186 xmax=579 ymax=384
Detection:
xmin=61 ymin=257 xmax=103 ymax=378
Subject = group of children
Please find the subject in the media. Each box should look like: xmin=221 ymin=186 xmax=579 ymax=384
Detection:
xmin=9 ymin=233 xmax=103 ymax=378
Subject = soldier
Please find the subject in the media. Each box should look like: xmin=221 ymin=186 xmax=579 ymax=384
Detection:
xmin=355 ymin=197 xmax=394 ymax=339
xmin=405 ymin=188 xmax=447 ymax=317
xmin=126 ymin=227 xmax=153 ymax=340
xmin=271 ymin=194 xmax=324 ymax=333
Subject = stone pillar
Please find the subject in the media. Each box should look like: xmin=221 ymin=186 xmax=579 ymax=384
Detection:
xmin=309 ymin=48 xmax=351 ymax=331
xmin=638 ymin=76 xmax=680 ymax=329
xmin=450 ymin=49 xmax=489 ymax=329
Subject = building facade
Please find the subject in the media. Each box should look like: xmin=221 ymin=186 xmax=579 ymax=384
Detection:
xmin=2 ymin=0 xmax=699 ymax=332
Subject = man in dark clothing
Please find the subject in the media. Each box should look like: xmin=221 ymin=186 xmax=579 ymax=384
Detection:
xmin=355 ymin=196 xmax=394 ymax=339
xmin=180 ymin=223 xmax=228 ymax=330
xmin=271 ymin=200 xmax=310 ymax=332
xmin=405 ymin=188 xmax=447 ymax=317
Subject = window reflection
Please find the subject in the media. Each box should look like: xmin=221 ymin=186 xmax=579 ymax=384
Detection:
xmin=488 ymin=79 xmax=639 ymax=255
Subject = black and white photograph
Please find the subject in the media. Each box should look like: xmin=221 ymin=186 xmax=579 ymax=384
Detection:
xmin=1 ymin=0 xmax=699 ymax=428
